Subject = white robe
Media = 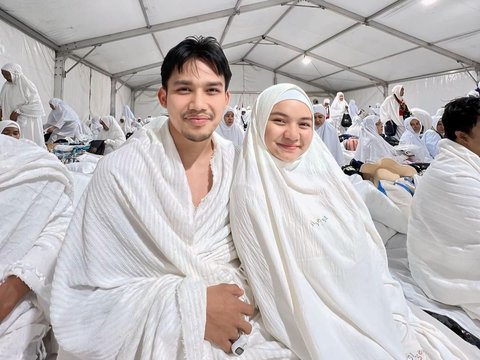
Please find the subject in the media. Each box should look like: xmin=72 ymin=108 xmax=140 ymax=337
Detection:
xmin=50 ymin=123 xmax=294 ymax=360
xmin=0 ymin=65 xmax=45 ymax=148
xmin=315 ymin=121 xmax=344 ymax=166
xmin=408 ymin=139 xmax=480 ymax=320
xmin=230 ymin=83 xmax=471 ymax=360
xmin=95 ymin=116 xmax=126 ymax=154
xmin=423 ymin=116 xmax=443 ymax=159
xmin=399 ymin=118 xmax=433 ymax=163
xmin=216 ymin=120 xmax=244 ymax=148
xmin=0 ymin=135 xmax=73 ymax=358
xmin=380 ymin=85 xmax=406 ymax=139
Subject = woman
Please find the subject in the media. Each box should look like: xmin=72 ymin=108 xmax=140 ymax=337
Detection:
xmin=0 ymin=63 xmax=45 ymax=147
xmin=422 ymin=116 xmax=444 ymax=158
xmin=230 ymin=83 xmax=472 ymax=359
xmin=0 ymin=120 xmax=21 ymax=139
xmin=399 ymin=116 xmax=433 ymax=163
xmin=215 ymin=106 xmax=245 ymax=147
xmin=45 ymin=98 xmax=84 ymax=143
xmin=380 ymin=85 xmax=410 ymax=139
xmin=95 ymin=115 xmax=126 ymax=155
xmin=313 ymin=104 xmax=343 ymax=165
xmin=330 ymin=91 xmax=348 ymax=132
xmin=354 ymin=115 xmax=402 ymax=163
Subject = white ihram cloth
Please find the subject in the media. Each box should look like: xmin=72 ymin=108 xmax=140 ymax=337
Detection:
xmin=230 ymin=83 xmax=469 ymax=360
xmin=399 ymin=117 xmax=433 ymax=163
xmin=408 ymin=139 xmax=480 ymax=320
xmin=0 ymin=63 xmax=45 ymax=147
xmin=380 ymin=85 xmax=406 ymax=138
xmin=50 ymin=123 xmax=294 ymax=360
xmin=0 ymin=135 xmax=73 ymax=358
xmin=216 ymin=107 xmax=244 ymax=148
xmin=45 ymin=98 xmax=84 ymax=142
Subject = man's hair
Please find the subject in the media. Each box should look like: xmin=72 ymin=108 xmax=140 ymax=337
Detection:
xmin=161 ymin=36 xmax=232 ymax=91
xmin=442 ymin=96 xmax=480 ymax=141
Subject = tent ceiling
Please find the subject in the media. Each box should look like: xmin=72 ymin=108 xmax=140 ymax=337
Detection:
xmin=0 ymin=0 xmax=478 ymax=94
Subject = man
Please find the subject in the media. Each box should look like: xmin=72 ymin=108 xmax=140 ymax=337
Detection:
xmin=0 ymin=134 xmax=73 ymax=358
xmin=313 ymin=104 xmax=343 ymax=166
xmin=407 ymin=96 xmax=480 ymax=321
xmin=0 ymin=63 xmax=46 ymax=148
xmin=50 ymin=36 xmax=294 ymax=359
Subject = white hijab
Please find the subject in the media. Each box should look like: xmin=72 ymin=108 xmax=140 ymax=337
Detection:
xmin=0 ymin=120 xmax=21 ymax=136
xmin=399 ymin=116 xmax=432 ymax=162
xmin=46 ymin=98 xmax=83 ymax=138
xmin=215 ymin=106 xmax=244 ymax=147
xmin=231 ymin=83 xmax=471 ymax=359
xmin=354 ymin=115 xmax=399 ymax=163
xmin=313 ymin=104 xmax=344 ymax=166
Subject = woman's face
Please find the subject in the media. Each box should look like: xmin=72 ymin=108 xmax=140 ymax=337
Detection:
xmin=2 ymin=126 xmax=20 ymax=139
xmin=223 ymin=111 xmax=234 ymax=126
xmin=436 ymin=120 xmax=444 ymax=135
xmin=314 ymin=112 xmax=325 ymax=127
xmin=410 ymin=119 xmax=421 ymax=133
xmin=264 ymin=99 xmax=313 ymax=162
xmin=375 ymin=120 xmax=383 ymax=134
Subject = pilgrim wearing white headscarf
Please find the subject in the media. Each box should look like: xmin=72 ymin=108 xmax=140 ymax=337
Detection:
xmin=50 ymin=122 xmax=295 ymax=359
xmin=399 ymin=117 xmax=433 ymax=163
xmin=0 ymin=135 xmax=73 ymax=359
xmin=0 ymin=120 xmax=21 ymax=139
xmin=44 ymin=98 xmax=84 ymax=143
xmin=346 ymin=115 xmax=363 ymax=137
xmin=408 ymin=138 xmax=480 ymax=321
xmin=120 ymin=105 xmax=136 ymax=135
xmin=354 ymin=115 xmax=400 ymax=163
xmin=348 ymin=99 xmax=359 ymax=119
xmin=95 ymin=115 xmax=126 ymax=154
xmin=0 ymin=63 xmax=45 ymax=147
xmin=380 ymin=85 xmax=409 ymax=139
xmin=330 ymin=91 xmax=348 ymax=131
xmin=215 ymin=106 xmax=245 ymax=148
xmin=89 ymin=115 xmax=103 ymax=138
xmin=230 ymin=83 xmax=472 ymax=359
xmin=411 ymin=108 xmax=433 ymax=133
xmin=313 ymin=104 xmax=343 ymax=166
xmin=423 ymin=116 xmax=444 ymax=158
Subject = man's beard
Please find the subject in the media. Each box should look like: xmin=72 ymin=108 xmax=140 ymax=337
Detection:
xmin=182 ymin=129 xmax=213 ymax=142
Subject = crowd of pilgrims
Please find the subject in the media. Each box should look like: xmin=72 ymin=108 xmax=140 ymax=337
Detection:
xmin=1 ymin=46 xmax=480 ymax=360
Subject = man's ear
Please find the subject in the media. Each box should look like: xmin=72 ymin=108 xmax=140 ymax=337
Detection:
xmin=158 ymin=87 xmax=167 ymax=107
xmin=225 ymin=90 xmax=230 ymax=107
xmin=454 ymin=130 xmax=469 ymax=147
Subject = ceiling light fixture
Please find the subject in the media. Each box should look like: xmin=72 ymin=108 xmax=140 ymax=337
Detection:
xmin=302 ymin=54 xmax=311 ymax=65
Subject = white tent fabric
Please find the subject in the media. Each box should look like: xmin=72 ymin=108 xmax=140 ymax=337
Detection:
xmin=1 ymin=1 xmax=478 ymax=120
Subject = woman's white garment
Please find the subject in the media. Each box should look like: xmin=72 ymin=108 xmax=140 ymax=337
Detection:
xmin=45 ymin=98 xmax=83 ymax=142
xmin=0 ymin=119 xmax=21 ymax=135
xmin=50 ymin=123 xmax=295 ymax=360
xmin=399 ymin=118 xmax=433 ymax=163
xmin=422 ymin=116 xmax=443 ymax=158
xmin=216 ymin=107 xmax=245 ymax=148
xmin=95 ymin=115 xmax=126 ymax=154
xmin=330 ymin=92 xmax=348 ymax=131
xmin=230 ymin=83 xmax=469 ymax=360
xmin=354 ymin=115 xmax=400 ymax=163
xmin=380 ymin=85 xmax=406 ymax=138
xmin=346 ymin=115 xmax=363 ymax=137
xmin=408 ymin=139 xmax=480 ymax=321
xmin=411 ymin=108 xmax=433 ymax=133
xmin=0 ymin=63 xmax=45 ymax=147
xmin=348 ymin=99 xmax=359 ymax=119
xmin=89 ymin=116 xmax=103 ymax=139
xmin=315 ymin=121 xmax=344 ymax=166
xmin=0 ymin=135 xmax=73 ymax=358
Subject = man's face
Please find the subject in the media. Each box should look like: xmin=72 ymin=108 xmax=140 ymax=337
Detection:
xmin=224 ymin=111 xmax=234 ymax=126
xmin=456 ymin=118 xmax=480 ymax=157
xmin=314 ymin=113 xmax=325 ymax=127
xmin=1 ymin=70 xmax=12 ymax=82
xmin=158 ymin=59 xmax=230 ymax=143
xmin=2 ymin=126 xmax=20 ymax=139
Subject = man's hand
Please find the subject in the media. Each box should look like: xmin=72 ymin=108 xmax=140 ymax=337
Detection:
xmin=0 ymin=276 xmax=31 ymax=323
xmin=9 ymin=111 xmax=19 ymax=121
xmin=205 ymin=283 xmax=254 ymax=353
